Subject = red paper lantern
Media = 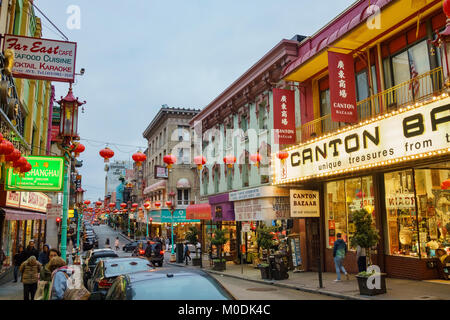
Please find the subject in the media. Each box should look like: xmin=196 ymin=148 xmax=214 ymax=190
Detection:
xmin=223 ymin=155 xmax=236 ymax=168
xmin=132 ymin=151 xmax=147 ymax=167
xmin=95 ymin=201 xmax=102 ymax=206
xmin=144 ymin=203 xmax=151 ymax=210
xmin=113 ymin=209 xmax=119 ymax=213
xmin=132 ymin=203 xmax=139 ymax=208
xmin=84 ymin=200 xmax=91 ymax=205
xmin=73 ymin=143 xmax=85 ymax=157
xmin=444 ymin=0 xmax=450 ymax=18
xmin=108 ymin=203 xmax=116 ymax=209
xmin=20 ymin=161 xmax=32 ymax=176
xmin=99 ymin=147 xmax=114 ymax=163
xmin=0 ymin=140 xmax=14 ymax=162
xmin=441 ymin=179 xmax=450 ymax=190
xmin=13 ymin=157 xmax=27 ymax=174
xmin=276 ymin=151 xmax=289 ymax=161
xmin=250 ymin=153 xmax=262 ymax=167
xmin=5 ymin=149 xmax=21 ymax=169
xmin=120 ymin=203 xmax=127 ymax=209
xmin=194 ymin=155 xmax=206 ymax=170
xmin=154 ymin=201 xmax=161 ymax=208
xmin=163 ymin=154 xmax=177 ymax=169
xmin=165 ymin=201 xmax=172 ymax=207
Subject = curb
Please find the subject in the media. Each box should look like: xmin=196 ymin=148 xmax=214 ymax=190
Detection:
xmin=166 ymin=262 xmax=368 ymax=301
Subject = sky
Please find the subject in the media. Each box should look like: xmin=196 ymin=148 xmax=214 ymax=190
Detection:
xmin=36 ymin=0 xmax=356 ymax=202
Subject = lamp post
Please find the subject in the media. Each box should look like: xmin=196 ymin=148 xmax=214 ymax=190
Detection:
xmin=167 ymin=194 xmax=176 ymax=262
xmin=56 ymin=84 xmax=86 ymax=262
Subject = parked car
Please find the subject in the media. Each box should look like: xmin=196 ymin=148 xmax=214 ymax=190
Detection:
xmin=96 ymin=268 xmax=235 ymax=300
xmin=83 ymin=250 xmax=118 ymax=286
xmin=83 ymin=235 xmax=98 ymax=251
xmin=87 ymin=257 xmax=153 ymax=295
xmin=143 ymin=241 xmax=164 ymax=267
xmin=93 ymin=220 xmax=100 ymax=226
xmin=126 ymin=240 xmax=147 ymax=254
xmin=122 ymin=241 xmax=139 ymax=253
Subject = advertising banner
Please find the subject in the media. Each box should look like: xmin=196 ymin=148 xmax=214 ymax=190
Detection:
xmin=328 ymin=51 xmax=358 ymax=123
xmin=6 ymin=156 xmax=65 ymax=192
xmin=290 ymin=190 xmax=320 ymax=218
xmin=273 ymin=88 xmax=296 ymax=144
xmin=234 ymin=197 xmax=290 ymax=221
xmin=274 ymin=99 xmax=450 ymax=184
xmin=2 ymin=34 xmax=77 ymax=83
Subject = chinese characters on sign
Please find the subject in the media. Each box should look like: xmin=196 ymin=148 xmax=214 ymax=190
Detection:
xmin=328 ymin=51 xmax=358 ymax=123
xmin=273 ymin=88 xmax=296 ymax=144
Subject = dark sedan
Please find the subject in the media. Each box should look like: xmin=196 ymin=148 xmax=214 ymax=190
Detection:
xmin=87 ymin=257 xmax=153 ymax=295
xmin=83 ymin=251 xmax=118 ymax=286
xmin=102 ymin=268 xmax=235 ymax=300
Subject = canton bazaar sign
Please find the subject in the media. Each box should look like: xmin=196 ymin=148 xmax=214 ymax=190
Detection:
xmin=5 ymin=156 xmax=65 ymax=192
xmin=274 ymin=99 xmax=450 ymax=183
xmin=290 ymin=190 xmax=320 ymax=218
xmin=2 ymin=34 xmax=77 ymax=83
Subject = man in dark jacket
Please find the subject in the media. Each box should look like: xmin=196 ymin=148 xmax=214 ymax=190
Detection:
xmin=13 ymin=245 xmax=26 ymax=282
xmin=24 ymin=240 xmax=39 ymax=260
xmin=332 ymin=233 xmax=349 ymax=282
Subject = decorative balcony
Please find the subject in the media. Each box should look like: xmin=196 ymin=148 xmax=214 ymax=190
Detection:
xmin=300 ymin=67 xmax=444 ymax=142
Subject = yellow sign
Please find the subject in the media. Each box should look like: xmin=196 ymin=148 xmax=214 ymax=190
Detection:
xmin=68 ymin=209 xmax=74 ymax=218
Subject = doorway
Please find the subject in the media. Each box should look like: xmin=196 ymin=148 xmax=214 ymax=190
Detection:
xmin=306 ymin=218 xmax=321 ymax=271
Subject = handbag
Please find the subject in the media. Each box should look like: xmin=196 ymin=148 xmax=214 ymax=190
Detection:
xmin=34 ymin=281 xmax=48 ymax=300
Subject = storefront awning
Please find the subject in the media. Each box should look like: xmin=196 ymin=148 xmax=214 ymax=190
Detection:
xmin=176 ymin=178 xmax=191 ymax=189
xmin=143 ymin=180 xmax=166 ymax=195
xmin=186 ymin=204 xmax=211 ymax=220
xmin=3 ymin=208 xmax=47 ymax=220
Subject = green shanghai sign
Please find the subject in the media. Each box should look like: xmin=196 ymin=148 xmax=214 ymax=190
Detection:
xmin=5 ymin=156 xmax=65 ymax=192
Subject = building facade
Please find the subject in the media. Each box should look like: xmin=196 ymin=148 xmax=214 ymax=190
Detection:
xmin=141 ymin=107 xmax=201 ymax=240
xmin=275 ymin=0 xmax=449 ymax=280
xmin=0 ymin=0 xmax=54 ymax=282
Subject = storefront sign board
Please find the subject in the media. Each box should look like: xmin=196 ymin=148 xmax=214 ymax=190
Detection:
xmin=273 ymin=88 xmax=296 ymax=144
xmin=2 ymin=34 xmax=77 ymax=83
xmin=328 ymin=51 xmax=358 ymax=123
xmin=235 ymin=197 xmax=290 ymax=221
xmin=5 ymin=156 xmax=65 ymax=192
xmin=274 ymin=100 xmax=450 ymax=183
xmin=6 ymin=191 xmax=50 ymax=213
xmin=229 ymin=186 xmax=289 ymax=201
xmin=47 ymin=203 xmax=62 ymax=218
xmin=290 ymin=190 xmax=320 ymax=218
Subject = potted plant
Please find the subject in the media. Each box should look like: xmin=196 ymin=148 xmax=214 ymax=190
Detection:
xmin=210 ymin=229 xmax=227 ymax=271
xmin=350 ymin=208 xmax=386 ymax=295
xmin=256 ymin=225 xmax=277 ymax=280
xmin=186 ymin=226 xmax=201 ymax=266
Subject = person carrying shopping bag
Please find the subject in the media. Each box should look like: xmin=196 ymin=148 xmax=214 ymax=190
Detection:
xmin=19 ymin=256 xmax=41 ymax=300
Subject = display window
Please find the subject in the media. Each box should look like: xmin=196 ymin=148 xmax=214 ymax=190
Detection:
xmin=325 ymin=176 xmax=375 ymax=249
xmin=18 ymin=221 xmax=24 ymax=248
xmin=25 ymin=220 xmax=32 ymax=246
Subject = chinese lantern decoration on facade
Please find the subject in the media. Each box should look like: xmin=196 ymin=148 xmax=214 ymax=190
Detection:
xmin=441 ymin=179 xmax=450 ymax=190
xmin=194 ymin=155 xmax=206 ymax=171
xmin=73 ymin=143 xmax=85 ymax=157
xmin=120 ymin=203 xmax=127 ymax=209
xmin=154 ymin=201 xmax=161 ymax=208
xmin=5 ymin=148 xmax=21 ymax=169
xmin=132 ymin=203 xmax=139 ymax=209
xmin=84 ymin=200 xmax=91 ymax=205
xmin=163 ymin=154 xmax=177 ymax=169
xmin=250 ymin=153 xmax=262 ymax=168
xmin=99 ymin=147 xmax=114 ymax=163
xmin=165 ymin=201 xmax=172 ymax=208
xmin=13 ymin=157 xmax=27 ymax=174
xmin=132 ymin=151 xmax=147 ymax=167
xmin=144 ymin=202 xmax=151 ymax=210
xmin=223 ymin=155 xmax=236 ymax=168
xmin=95 ymin=201 xmax=102 ymax=207
xmin=276 ymin=151 xmax=289 ymax=164
xmin=108 ymin=203 xmax=116 ymax=209
xmin=19 ymin=161 xmax=32 ymax=177
xmin=0 ymin=140 xmax=14 ymax=162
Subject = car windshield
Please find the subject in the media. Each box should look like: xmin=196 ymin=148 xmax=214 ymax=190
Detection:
xmin=104 ymin=260 xmax=151 ymax=277
xmin=129 ymin=275 xmax=231 ymax=300
xmin=91 ymin=254 xmax=117 ymax=265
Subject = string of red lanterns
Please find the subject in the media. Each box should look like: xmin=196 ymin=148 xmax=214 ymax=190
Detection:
xmin=223 ymin=155 xmax=236 ymax=168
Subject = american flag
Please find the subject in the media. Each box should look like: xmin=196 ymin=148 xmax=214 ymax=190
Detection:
xmin=407 ymin=50 xmax=420 ymax=98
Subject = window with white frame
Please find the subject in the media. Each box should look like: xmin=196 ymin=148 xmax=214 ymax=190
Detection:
xmin=177 ymin=189 xmax=190 ymax=205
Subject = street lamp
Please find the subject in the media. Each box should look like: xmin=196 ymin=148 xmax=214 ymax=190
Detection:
xmin=167 ymin=196 xmax=176 ymax=263
xmin=56 ymin=84 xmax=86 ymax=262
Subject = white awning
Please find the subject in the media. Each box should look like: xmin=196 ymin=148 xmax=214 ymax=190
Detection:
xmin=143 ymin=180 xmax=167 ymax=195
xmin=176 ymin=178 xmax=191 ymax=189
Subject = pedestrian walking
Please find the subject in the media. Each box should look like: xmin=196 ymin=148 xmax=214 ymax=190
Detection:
xmin=19 ymin=256 xmax=42 ymax=300
xmin=184 ymin=242 xmax=191 ymax=265
xmin=165 ymin=238 xmax=170 ymax=251
xmin=48 ymin=257 xmax=73 ymax=300
xmin=38 ymin=249 xmax=60 ymax=300
xmin=356 ymin=245 xmax=367 ymax=273
xmin=38 ymin=244 xmax=50 ymax=265
xmin=24 ymin=240 xmax=39 ymax=260
xmin=13 ymin=245 xmax=26 ymax=282
xmin=333 ymin=233 xmax=349 ymax=282
xmin=105 ymin=238 xmax=110 ymax=248
xmin=114 ymin=237 xmax=120 ymax=251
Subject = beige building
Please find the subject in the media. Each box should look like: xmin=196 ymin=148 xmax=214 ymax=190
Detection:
xmin=142 ymin=107 xmax=201 ymax=210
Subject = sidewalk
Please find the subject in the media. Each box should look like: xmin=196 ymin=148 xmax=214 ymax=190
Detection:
xmin=166 ymin=253 xmax=450 ymax=300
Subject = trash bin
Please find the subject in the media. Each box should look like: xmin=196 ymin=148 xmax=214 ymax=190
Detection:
xmin=176 ymin=243 xmax=184 ymax=263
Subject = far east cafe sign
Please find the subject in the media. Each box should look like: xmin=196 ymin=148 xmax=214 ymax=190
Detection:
xmin=274 ymin=98 xmax=450 ymax=183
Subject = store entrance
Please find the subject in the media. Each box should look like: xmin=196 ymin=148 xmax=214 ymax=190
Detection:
xmin=306 ymin=218 xmax=321 ymax=271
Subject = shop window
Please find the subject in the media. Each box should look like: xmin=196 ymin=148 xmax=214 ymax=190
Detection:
xmin=384 ymin=170 xmax=418 ymax=257
xmin=325 ymin=176 xmax=375 ymax=249
xmin=177 ymin=189 xmax=190 ymax=206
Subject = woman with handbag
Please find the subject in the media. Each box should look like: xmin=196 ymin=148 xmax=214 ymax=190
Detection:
xmin=48 ymin=257 xmax=73 ymax=300
xmin=35 ymin=249 xmax=61 ymax=300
